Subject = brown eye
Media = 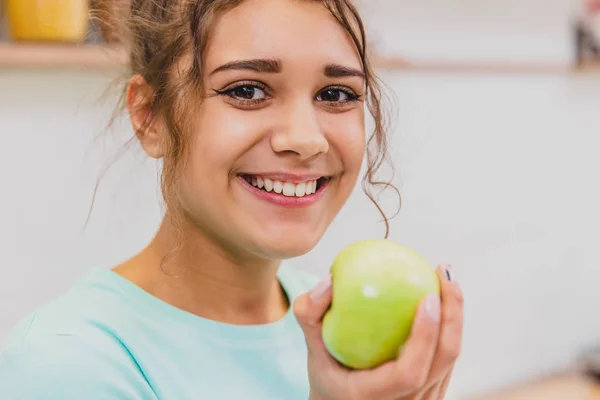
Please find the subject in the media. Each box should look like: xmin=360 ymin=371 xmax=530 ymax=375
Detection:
xmin=316 ymin=87 xmax=358 ymax=104
xmin=318 ymin=89 xmax=344 ymax=102
xmin=213 ymin=81 xmax=271 ymax=107
xmin=229 ymin=85 xmax=266 ymax=101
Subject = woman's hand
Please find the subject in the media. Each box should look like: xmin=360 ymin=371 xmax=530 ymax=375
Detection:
xmin=294 ymin=264 xmax=463 ymax=400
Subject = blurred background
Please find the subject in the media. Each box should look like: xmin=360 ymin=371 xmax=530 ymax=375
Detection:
xmin=1 ymin=0 xmax=599 ymax=399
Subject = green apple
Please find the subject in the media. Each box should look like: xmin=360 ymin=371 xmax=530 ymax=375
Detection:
xmin=321 ymin=239 xmax=440 ymax=370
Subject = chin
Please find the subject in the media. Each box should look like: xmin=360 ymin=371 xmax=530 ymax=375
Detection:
xmin=255 ymin=228 xmax=324 ymax=260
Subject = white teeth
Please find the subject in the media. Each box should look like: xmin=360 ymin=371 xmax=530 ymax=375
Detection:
xmin=295 ymin=182 xmax=306 ymax=197
xmin=307 ymin=181 xmax=315 ymax=195
xmin=282 ymin=182 xmax=295 ymax=197
xmin=247 ymin=176 xmax=320 ymax=197
xmin=264 ymin=178 xmax=273 ymax=192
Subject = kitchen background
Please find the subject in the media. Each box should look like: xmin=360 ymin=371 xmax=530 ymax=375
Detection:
xmin=1 ymin=0 xmax=599 ymax=399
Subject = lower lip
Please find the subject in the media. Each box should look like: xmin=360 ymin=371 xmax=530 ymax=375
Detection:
xmin=237 ymin=176 xmax=329 ymax=208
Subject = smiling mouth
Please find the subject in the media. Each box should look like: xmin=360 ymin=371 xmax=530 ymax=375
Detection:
xmin=238 ymin=174 xmax=330 ymax=198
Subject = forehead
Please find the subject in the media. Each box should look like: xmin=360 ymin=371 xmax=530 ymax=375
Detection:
xmin=204 ymin=0 xmax=362 ymax=70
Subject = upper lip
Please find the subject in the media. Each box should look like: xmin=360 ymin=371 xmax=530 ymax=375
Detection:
xmin=238 ymin=172 xmax=327 ymax=183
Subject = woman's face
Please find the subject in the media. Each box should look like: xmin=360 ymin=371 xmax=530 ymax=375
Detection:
xmin=177 ymin=0 xmax=366 ymax=259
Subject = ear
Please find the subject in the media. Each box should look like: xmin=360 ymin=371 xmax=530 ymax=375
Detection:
xmin=127 ymin=75 xmax=165 ymax=159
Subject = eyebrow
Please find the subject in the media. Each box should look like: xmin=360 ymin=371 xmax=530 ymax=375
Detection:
xmin=209 ymin=58 xmax=365 ymax=80
xmin=210 ymin=59 xmax=282 ymax=76
xmin=324 ymin=63 xmax=365 ymax=79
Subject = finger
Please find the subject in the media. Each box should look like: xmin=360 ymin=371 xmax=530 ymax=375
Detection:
xmin=423 ymin=367 xmax=455 ymax=400
xmin=437 ymin=368 xmax=455 ymax=398
xmin=293 ymin=274 xmax=334 ymax=364
xmin=426 ymin=264 xmax=464 ymax=382
xmin=394 ymin=293 xmax=442 ymax=389
xmin=356 ymin=293 xmax=441 ymax=399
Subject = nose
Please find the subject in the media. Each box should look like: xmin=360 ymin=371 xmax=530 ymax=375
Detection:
xmin=270 ymin=101 xmax=329 ymax=160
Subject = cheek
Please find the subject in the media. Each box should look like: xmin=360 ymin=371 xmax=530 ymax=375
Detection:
xmin=187 ymin=103 xmax=264 ymax=175
xmin=325 ymin=111 xmax=366 ymax=172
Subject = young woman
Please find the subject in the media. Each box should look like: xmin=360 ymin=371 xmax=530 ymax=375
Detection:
xmin=0 ymin=0 xmax=464 ymax=399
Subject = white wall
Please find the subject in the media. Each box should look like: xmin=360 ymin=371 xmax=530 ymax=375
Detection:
xmin=359 ymin=0 xmax=578 ymax=65
xmin=2 ymin=0 xmax=600 ymax=398
xmin=0 ymin=69 xmax=163 ymax=342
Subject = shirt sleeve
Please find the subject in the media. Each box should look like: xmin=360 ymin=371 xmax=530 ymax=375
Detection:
xmin=0 ymin=334 xmax=158 ymax=400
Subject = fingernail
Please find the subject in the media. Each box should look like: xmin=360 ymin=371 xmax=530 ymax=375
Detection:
xmin=441 ymin=263 xmax=456 ymax=283
xmin=424 ymin=294 xmax=441 ymax=322
xmin=310 ymin=274 xmax=332 ymax=301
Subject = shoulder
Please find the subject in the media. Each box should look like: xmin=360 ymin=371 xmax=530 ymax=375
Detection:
xmin=0 ymin=269 xmax=156 ymax=399
xmin=3 ymin=270 xmax=128 ymax=345
xmin=0 ymin=333 xmax=155 ymax=399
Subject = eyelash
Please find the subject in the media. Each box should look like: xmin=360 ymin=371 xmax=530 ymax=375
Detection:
xmin=213 ymin=81 xmax=270 ymax=106
xmin=213 ymin=81 xmax=362 ymax=107
xmin=319 ymin=85 xmax=362 ymax=107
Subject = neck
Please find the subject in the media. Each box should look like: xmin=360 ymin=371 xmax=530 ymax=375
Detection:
xmin=114 ymin=214 xmax=289 ymax=325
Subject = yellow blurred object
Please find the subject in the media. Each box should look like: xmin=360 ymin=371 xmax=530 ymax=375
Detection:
xmin=7 ymin=0 xmax=89 ymax=42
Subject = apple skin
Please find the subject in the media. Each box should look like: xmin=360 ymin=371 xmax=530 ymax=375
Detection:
xmin=321 ymin=239 xmax=440 ymax=370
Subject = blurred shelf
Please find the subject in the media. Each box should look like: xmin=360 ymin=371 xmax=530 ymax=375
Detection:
xmin=1 ymin=42 xmax=600 ymax=74
xmin=374 ymin=57 xmax=600 ymax=74
xmin=0 ymin=42 xmax=127 ymax=70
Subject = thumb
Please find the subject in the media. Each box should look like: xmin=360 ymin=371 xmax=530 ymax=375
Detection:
xmin=293 ymin=274 xmax=333 ymax=357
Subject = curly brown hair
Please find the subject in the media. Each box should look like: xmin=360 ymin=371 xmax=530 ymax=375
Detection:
xmin=92 ymin=0 xmax=399 ymax=239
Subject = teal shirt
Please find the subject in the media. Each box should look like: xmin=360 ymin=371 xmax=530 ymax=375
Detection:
xmin=0 ymin=265 xmax=318 ymax=400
